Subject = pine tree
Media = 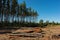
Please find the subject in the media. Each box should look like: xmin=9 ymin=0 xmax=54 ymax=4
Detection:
xmin=0 ymin=0 xmax=2 ymax=22
xmin=11 ymin=0 xmax=18 ymax=22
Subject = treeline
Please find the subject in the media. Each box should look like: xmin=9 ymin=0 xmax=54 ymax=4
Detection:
xmin=39 ymin=19 xmax=60 ymax=28
xmin=0 ymin=0 xmax=38 ymax=27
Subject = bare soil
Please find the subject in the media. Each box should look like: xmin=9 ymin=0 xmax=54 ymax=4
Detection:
xmin=0 ymin=25 xmax=60 ymax=40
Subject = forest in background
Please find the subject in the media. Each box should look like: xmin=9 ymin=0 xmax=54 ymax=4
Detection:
xmin=0 ymin=0 xmax=38 ymax=28
xmin=0 ymin=0 xmax=60 ymax=28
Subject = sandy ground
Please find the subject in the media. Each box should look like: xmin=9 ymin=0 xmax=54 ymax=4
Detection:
xmin=0 ymin=25 xmax=60 ymax=40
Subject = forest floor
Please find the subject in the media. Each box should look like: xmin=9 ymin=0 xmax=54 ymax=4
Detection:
xmin=0 ymin=25 xmax=60 ymax=40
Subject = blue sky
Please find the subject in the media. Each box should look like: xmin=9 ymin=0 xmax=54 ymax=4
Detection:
xmin=18 ymin=0 xmax=60 ymax=23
